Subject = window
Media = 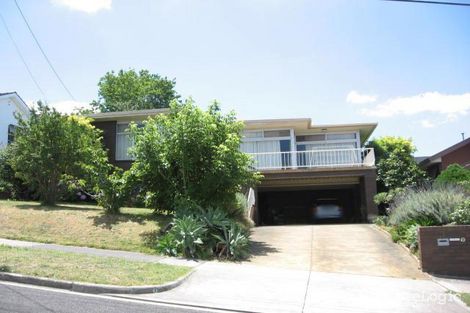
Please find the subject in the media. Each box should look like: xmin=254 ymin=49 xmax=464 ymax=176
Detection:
xmin=243 ymin=130 xmax=290 ymax=139
xmin=116 ymin=123 xmax=133 ymax=161
xmin=7 ymin=124 xmax=16 ymax=144
xmin=296 ymin=134 xmax=326 ymax=142
xmin=326 ymin=133 xmax=356 ymax=140
xmin=243 ymin=131 xmax=263 ymax=138
xmin=264 ymin=130 xmax=291 ymax=138
xmin=240 ymin=129 xmax=293 ymax=169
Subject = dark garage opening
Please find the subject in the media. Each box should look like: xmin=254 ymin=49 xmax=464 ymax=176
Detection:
xmin=257 ymin=186 xmax=362 ymax=225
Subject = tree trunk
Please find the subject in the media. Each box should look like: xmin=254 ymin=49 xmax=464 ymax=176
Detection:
xmin=40 ymin=179 xmax=58 ymax=206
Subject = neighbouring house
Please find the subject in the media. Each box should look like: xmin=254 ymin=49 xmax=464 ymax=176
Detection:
xmin=0 ymin=92 xmax=30 ymax=148
xmin=419 ymin=137 xmax=470 ymax=178
xmin=89 ymin=110 xmax=378 ymax=224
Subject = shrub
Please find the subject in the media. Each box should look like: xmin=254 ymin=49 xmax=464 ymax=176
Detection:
xmin=449 ymin=200 xmax=470 ymax=225
xmin=389 ymin=185 xmax=468 ymax=226
xmin=403 ymin=224 xmax=420 ymax=252
xmin=366 ymin=137 xmax=427 ymax=191
xmin=374 ymin=188 xmax=404 ymax=207
xmin=390 ymin=227 xmax=401 ymax=243
xmin=0 ymin=148 xmax=30 ymax=200
xmin=435 ymin=164 xmax=470 ymax=191
xmin=373 ymin=215 xmax=389 ymax=226
xmin=8 ymin=103 xmax=108 ymax=205
xmin=435 ymin=164 xmax=470 ymax=185
xmin=94 ymin=169 xmax=129 ymax=214
xmin=157 ymin=208 xmax=251 ymax=260
xmin=389 ymin=221 xmax=410 ymax=242
xmin=130 ymin=100 xmax=261 ymax=213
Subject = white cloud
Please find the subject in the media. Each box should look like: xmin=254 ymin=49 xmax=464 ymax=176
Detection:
xmin=28 ymin=100 xmax=91 ymax=114
xmin=420 ymin=120 xmax=435 ymax=128
xmin=346 ymin=91 xmax=377 ymax=104
xmin=51 ymin=0 xmax=112 ymax=14
xmin=361 ymin=92 xmax=470 ymax=120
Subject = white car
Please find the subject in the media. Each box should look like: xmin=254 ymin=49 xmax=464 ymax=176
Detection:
xmin=313 ymin=203 xmax=343 ymax=220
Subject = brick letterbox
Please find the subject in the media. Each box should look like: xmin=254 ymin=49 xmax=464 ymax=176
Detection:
xmin=419 ymin=225 xmax=470 ymax=277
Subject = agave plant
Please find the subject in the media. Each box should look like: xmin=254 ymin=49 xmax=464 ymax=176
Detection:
xmin=199 ymin=208 xmax=231 ymax=229
xmin=171 ymin=215 xmax=207 ymax=258
xmin=156 ymin=232 xmax=179 ymax=256
xmin=213 ymin=222 xmax=250 ymax=260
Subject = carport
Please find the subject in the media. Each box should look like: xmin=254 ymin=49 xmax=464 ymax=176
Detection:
xmin=258 ymin=186 xmax=361 ymax=225
xmin=252 ymin=168 xmax=377 ymax=225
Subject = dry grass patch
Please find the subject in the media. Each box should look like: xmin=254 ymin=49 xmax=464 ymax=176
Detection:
xmin=0 ymin=245 xmax=190 ymax=286
xmin=0 ymin=200 xmax=170 ymax=253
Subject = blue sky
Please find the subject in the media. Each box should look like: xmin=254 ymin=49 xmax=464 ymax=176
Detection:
xmin=1 ymin=0 xmax=469 ymax=155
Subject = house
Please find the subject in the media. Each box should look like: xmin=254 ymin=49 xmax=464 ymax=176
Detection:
xmin=0 ymin=92 xmax=30 ymax=148
xmin=419 ymin=137 xmax=470 ymax=178
xmin=89 ymin=110 xmax=378 ymax=224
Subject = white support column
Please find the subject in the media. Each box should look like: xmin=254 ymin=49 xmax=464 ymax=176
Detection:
xmin=290 ymin=128 xmax=297 ymax=169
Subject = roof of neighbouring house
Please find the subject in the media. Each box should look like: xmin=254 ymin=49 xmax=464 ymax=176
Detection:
xmin=419 ymin=137 xmax=470 ymax=167
xmin=0 ymin=91 xmax=30 ymax=115
xmin=414 ymin=156 xmax=429 ymax=164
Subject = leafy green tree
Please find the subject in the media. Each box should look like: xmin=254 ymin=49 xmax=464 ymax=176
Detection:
xmin=367 ymin=136 xmax=427 ymax=192
xmin=130 ymin=100 xmax=261 ymax=212
xmin=435 ymin=164 xmax=470 ymax=190
xmin=0 ymin=148 xmax=30 ymax=199
xmin=8 ymin=103 xmax=108 ymax=205
xmin=91 ymin=69 xmax=179 ymax=112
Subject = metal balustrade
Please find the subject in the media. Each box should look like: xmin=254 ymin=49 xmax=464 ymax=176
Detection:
xmin=246 ymin=148 xmax=375 ymax=170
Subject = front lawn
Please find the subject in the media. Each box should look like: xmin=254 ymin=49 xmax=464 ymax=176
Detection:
xmin=0 ymin=245 xmax=190 ymax=286
xmin=0 ymin=200 xmax=170 ymax=253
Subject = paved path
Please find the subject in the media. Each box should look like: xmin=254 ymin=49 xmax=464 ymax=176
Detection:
xmin=248 ymin=224 xmax=426 ymax=278
xmin=0 ymin=238 xmax=200 ymax=268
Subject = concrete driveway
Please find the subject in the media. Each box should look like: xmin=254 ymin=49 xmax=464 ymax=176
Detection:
xmin=124 ymin=224 xmax=469 ymax=312
xmin=248 ymin=224 xmax=426 ymax=279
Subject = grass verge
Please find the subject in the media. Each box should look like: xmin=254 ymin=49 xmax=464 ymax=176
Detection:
xmin=0 ymin=245 xmax=190 ymax=286
xmin=0 ymin=200 xmax=170 ymax=253
xmin=459 ymin=293 xmax=470 ymax=307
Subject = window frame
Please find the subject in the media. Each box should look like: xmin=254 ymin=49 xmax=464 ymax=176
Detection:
xmin=115 ymin=122 xmax=133 ymax=161
xmin=296 ymin=131 xmax=360 ymax=151
xmin=7 ymin=124 xmax=17 ymax=145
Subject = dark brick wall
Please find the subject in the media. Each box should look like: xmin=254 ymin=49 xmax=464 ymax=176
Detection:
xmin=441 ymin=144 xmax=470 ymax=169
xmin=419 ymin=226 xmax=470 ymax=277
xmin=93 ymin=120 xmax=133 ymax=170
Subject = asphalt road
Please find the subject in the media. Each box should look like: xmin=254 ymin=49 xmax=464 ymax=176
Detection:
xmin=0 ymin=281 xmax=227 ymax=313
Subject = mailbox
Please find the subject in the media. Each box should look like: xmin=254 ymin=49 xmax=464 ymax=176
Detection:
xmin=437 ymin=238 xmax=450 ymax=247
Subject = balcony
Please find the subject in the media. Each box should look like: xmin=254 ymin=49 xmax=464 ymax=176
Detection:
xmin=246 ymin=147 xmax=375 ymax=171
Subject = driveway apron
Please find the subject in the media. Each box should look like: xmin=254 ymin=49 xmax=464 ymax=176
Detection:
xmin=129 ymin=225 xmax=468 ymax=313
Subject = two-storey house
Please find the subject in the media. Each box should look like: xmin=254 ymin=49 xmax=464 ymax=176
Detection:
xmin=89 ymin=109 xmax=378 ymax=224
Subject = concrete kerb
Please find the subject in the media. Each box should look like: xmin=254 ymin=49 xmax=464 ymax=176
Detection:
xmin=0 ymin=269 xmax=194 ymax=294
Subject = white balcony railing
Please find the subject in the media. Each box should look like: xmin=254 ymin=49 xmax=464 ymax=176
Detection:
xmin=247 ymin=147 xmax=375 ymax=171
